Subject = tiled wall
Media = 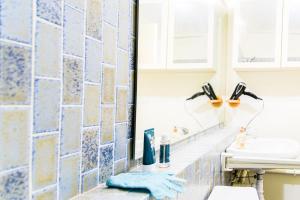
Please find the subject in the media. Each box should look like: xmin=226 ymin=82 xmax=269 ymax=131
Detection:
xmin=0 ymin=0 xmax=136 ymax=199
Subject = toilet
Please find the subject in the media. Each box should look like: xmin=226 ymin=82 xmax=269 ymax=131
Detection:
xmin=208 ymin=186 xmax=259 ymax=200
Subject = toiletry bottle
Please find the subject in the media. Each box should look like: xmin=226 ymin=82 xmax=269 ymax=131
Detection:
xmin=159 ymin=134 xmax=170 ymax=168
xmin=143 ymin=128 xmax=156 ymax=171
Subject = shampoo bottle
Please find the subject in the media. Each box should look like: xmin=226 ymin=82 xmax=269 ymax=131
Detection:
xmin=143 ymin=128 xmax=156 ymax=171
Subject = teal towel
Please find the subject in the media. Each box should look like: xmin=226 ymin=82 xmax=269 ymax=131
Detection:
xmin=106 ymin=172 xmax=186 ymax=200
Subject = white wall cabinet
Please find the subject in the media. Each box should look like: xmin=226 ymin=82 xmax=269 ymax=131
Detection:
xmin=282 ymin=0 xmax=300 ymax=67
xmin=138 ymin=0 xmax=216 ymax=70
xmin=232 ymin=0 xmax=300 ymax=69
xmin=167 ymin=0 xmax=215 ymax=70
xmin=232 ymin=0 xmax=283 ymax=69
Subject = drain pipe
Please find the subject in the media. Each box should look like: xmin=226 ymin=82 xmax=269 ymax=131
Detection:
xmin=256 ymin=169 xmax=265 ymax=200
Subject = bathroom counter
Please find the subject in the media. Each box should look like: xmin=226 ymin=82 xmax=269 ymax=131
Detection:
xmin=71 ymin=126 xmax=237 ymax=200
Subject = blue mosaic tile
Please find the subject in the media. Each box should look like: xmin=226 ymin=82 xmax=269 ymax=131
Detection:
xmin=0 ymin=167 xmax=29 ymax=200
xmin=63 ymin=57 xmax=83 ymax=105
xmin=86 ymin=0 xmax=102 ymax=40
xmin=0 ymin=42 xmax=32 ymax=105
xmin=35 ymin=21 xmax=62 ymax=78
xmin=34 ymin=79 xmax=60 ymax=133
xmin=36 ymin=0 xmax=62 ymax=25
xmin=99 ymin=144 xmax=113 ymax=183
xmin=0 ymin=0 xmax=32 ymax=44
xmin=63 ymin=5 xmax=84 ymax=57
xmin=82 ymin=128 xmax=99 ymax=173
xmin=103 ymin=0 xmax=118 ymax=26
xmin=85 ymin=38 xmax=102 ymax=83
xmin=114 ymin=123 xmax=127 ymax=161
xmin=59 ymin=154 xmax=80 ymax=200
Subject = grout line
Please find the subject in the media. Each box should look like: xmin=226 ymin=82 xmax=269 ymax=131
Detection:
xmin=0 ymin=105 xmax=31 ymax=108
xmin=84 ymin=81 xmax=101 ymax=86
xmin=64 ymin=2 xmax=84 ymax=13
xmin=32 ymin=183 xmax=57 ymax=196
xmin=62 ymin=104 xmax=83 ymax=108
xmin=29 ymin=0 xmax=37 ymax=198
xmin=0 ymin=166 xmax=28 ymax=177
xmin=102 ymin=62 xmax=116 ymax=68
xmin=79 ymin=0 xmax=88 ymax=194
xmin=85 ymin=35 xmax=102 ymax=44
xmin=57 ymin=0 xmax=65 ymax=199
xmin=36 ymin=17 xmax=62 ymax=29
xmin=61 ymin=151 xmax=81 ymax=159
xmin=35 ymin=76 xmax=61 ymax=81
xmin=63 ymin=53 xmax=84 ymax=60
xmin=0 ymin=38 xmax=32 ymax=48
xmin=32 ymin=131 xmax=59 ymax=138
xmin=82 ymin=125 xmax=101 ymax=130
xmin=81 ymin=168 xmax=98 ymax=176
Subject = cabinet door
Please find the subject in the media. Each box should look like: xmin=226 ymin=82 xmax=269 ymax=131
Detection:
xmin=167 ymin=0 xmax=215 ymax=70
xmin=232 ymin=0 xmax=282 ymax=68
xmin=138 ymin=0 xmax=168 ymax=69
xmin=282 ymin=0 xmax=300 ymax=67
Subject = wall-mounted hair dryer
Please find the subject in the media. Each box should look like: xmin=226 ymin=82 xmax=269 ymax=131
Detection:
xmin=229 ymin=82 xmax=263 ymax=100
xmin=186 ymin=82 xmax=218 ymax=101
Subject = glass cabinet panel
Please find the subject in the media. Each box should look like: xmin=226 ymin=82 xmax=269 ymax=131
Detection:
xmin=138 ymin=0 xmax=167 ymax=69
xmin=285 ymin=0 xmax=300 ymax=63
xmin=234 ymin=0 xmax=282 ymax=66
xmin=168 ymin=0 xmax=214 ymax=68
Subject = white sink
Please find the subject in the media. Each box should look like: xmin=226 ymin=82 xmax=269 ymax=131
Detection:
xmin=226 ymin=137 xmax=300 ymax=159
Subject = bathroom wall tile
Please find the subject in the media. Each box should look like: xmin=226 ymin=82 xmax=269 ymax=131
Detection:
xmin=86 ymin=0 xmax=102 ymax=40
xmin=59 ymin=154 xmax=80 ymax=200
xmin=0 ymin=0 xmax=32 ymax=43
xmin=118 ymin=0 xmax=129 ymax=50
xmin=114 ymin=159 xmax=126 ymax=175
xmin=63 ymin=57 xmax=83 ymax=105
xmin=117 ymin=49 xmax=129 ymax=86
xmin=128 ymin=70 xmax=135 ymax=104
xmin=83 ymin=84 xmax=101 ymax=126
xmin=0 ymin=42 xmax=32 ymax=105
xmin=114 ymin=123 xmax=127 ymax=160
xmin=82 ymin=128 xmax=99 ymax=173
xmin=0 ymin=167 xmax=29 ymax=200
xmin=129 ymin=36 xmax=136 ymax=70
xmin=101 ymin=106 xmax=114 ymax=144
xmin=65 ymin=0 xmax=85 ymax=11
xmin=63 ymin=5 xmax=84 ymax=57
xmin=99 ymin=144 xmax=113 ymax=183
xmin=81 ymin=170 xmax=98 ymax=193
xmin=34 ymin=79 xmax=60 ymax=133
xmin=102 ymin=65 xmax=116 ymax=104
xmin=116 ymin=88 xmax=128 ymax=123
xmin=37 ymin=0 xmax=62 ymax=25
xmin=35 ymin=21 xmax=62 ymax=78
xmin=61 ymin=107 xmax=82 ymax=156
xmin=85 ymin=38 xmax=102 ymax=83
xmin=103 ymin=23 xmax=117 ymax=65
xmin=32 ymin=186 xmax=57 ymax=200
xmin=0 ymin=109 xmax=30 ymax=171
xmin=103 ymin=0 xmax=118 ymax=26
xmin=127 ymin=104 xmax=134 ymax=138
xmin=32 ymin=134 xmax=58 ymax=190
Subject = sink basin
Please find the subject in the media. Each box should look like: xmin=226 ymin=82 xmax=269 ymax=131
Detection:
xmin=226 ymin=138 xmax=300 ymax=159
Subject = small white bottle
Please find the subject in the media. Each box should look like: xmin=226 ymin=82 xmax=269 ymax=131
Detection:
xmin=159 ymin=134 xmax=170 ymax=168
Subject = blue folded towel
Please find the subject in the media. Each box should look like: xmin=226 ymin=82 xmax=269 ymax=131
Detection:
xmin=106 ymin=172 xmax=186 ymax=200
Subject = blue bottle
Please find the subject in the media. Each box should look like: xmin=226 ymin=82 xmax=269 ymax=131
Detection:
xmin=159 ymin=134 xmax=170 ymax=168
